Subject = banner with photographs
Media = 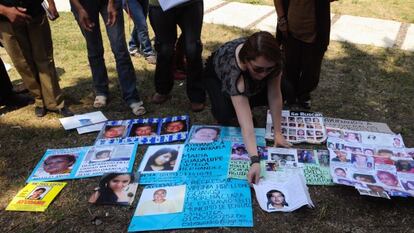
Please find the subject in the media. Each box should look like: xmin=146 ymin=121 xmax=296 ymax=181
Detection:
xmin=253 ymin=171 xmax=314 ymax=212
xmin=221 ymin=126 xmax=267 ymax=180
xmin=6 ymin=182 xmax=66 ymax=212
xmin=324 ymin=117 xmax=393 ymax=134
xmin=263 ymin=147 xmax=333 ymax=185
xmin=27 ymin=143 xmax=138 ymax=182
xmin=327 ymin=130 xmax=414 ymax=198
xmin=138 ymin=142 xmax=231 ymax=184
xmin=128 ymin=179 xmax=253 ymax=232
xmin=265 ymin=110 xmax=327 ymax=144
xmin=88 ymin=173 xmax=139 ymax=206
xmin=95 ymin=115 xmax=189 ymax=146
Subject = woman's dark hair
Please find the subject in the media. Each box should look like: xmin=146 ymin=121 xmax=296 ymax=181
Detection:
xmin=266 ymin=189 xmax=288 ymax=207
xmin=238 ymin=31 xmax=282 ymax=71
xmin=97 ymin=173 xmax=134 ymax=204
xmin=35 ymin=187 xmax=47 ymax=192
xmin=95 ymin=150 xmax=111 ymax=158
xmin=144 ymin=148 xmax=179 ymax=171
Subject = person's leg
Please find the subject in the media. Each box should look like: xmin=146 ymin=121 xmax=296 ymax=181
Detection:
xmin=28 ymin=15 xmax=64 ymax=111
xmin=176 ymin=1 xmax=206 ymax=104
xmin=0 ymin=20 xmax=44 ymax=108
xmin=148 ymin=5 xmax=177 ymax=98
xmin=124 ymin=0 xmax=153 ymax=56
xmin=71 ymin=0 xmax=110 ymax=98
xmin=296 ymin=43 xmax=325 ymax=103
xmin=102 ymin=0 xmax=141 ymax=105
xmin=284 ymin=35 xmax=302 ymax=104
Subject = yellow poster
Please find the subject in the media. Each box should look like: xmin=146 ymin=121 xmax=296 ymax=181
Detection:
xmin=6 ymin=182 xmax=66 ymax=212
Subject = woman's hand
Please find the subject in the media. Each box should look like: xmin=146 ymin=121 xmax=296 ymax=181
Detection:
xmin=274 ymin=132 xmax=292 ymax=147
xmin=247 ymin=163 xmax=261 ymax=185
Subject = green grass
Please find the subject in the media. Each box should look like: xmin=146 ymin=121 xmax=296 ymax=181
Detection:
xmin=1 ymin=12 xmax=414 ymax=232
xmin=229 ymin=0 xmax=414 ymax=23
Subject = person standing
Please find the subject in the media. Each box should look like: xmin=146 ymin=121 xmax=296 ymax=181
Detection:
xmin=0 ymin=0 xmax=73 ymax=117
xmin=148 ymin=0 xmax=205 ymax=112
xmin=274 ymin=0 xmax=335 ymax=109
xmin=70 ymin=0 xmax=146 ymax=116
xmin=123 ymin=0 xmax=156 ymax=64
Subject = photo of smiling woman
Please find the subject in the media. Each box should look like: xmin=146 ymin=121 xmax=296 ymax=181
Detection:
xmin=143 ymin=147 xmax=179 ymax=172
xmin=266 ymin=190 xmax=289 ymax=210
xmin=89 ymin=173 xmax=135 ymax=205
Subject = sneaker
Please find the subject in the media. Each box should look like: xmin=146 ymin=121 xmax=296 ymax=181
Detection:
xmin=130 ymin=101 xmax=146 ymax=116
xmin=191 ymin=102 xmax=205 ymax=112
xmin=34 ymin=106 xmax=46 ymax=117
xmin=145 ymin=54 xmax=157 ymax=65
xmin=129 ymin=48 xmax=139 ymax=57
xmin=57 ymin=106 xmax=74 ymax=117
xmin=151 ymin=93 xmax=171 ymax=104
xmin=93 ymin=95 xmax=107 ymax=108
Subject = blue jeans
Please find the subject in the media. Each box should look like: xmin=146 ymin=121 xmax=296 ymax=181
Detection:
xmin=71 ymin=0 xmax=141 ymax=105
xmin=123 ymin=0 xmax=154 ymax=56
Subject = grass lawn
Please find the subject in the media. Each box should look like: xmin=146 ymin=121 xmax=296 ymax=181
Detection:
xmin=229 ymin=0 xmax=414 ymax=23
xmin=1 ymin=12 xmax=414 ymax=232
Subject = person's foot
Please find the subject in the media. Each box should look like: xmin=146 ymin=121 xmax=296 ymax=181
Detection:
xmin=191 ymin=102 xmax=205 ymax=112
xmin=145 ymin=54 xmax=157 ymax=65
xmin=130 ymin=101 xmax=146 ymax=116
xmin=93 ymin=95 xmax=107 ymax=108
xmin=299 ymin=100 xmax=311 ymax=110
xmin=151 ymin=93 xmax=171 ymax=104
xmin=3 ymin=93 xmax=34 ymax=108
xmin=129 ymin=48 xmax=139 ymax=57
xmin=57 ymin=106 xmax=74 ymax=117
xmin=34 ymin=106 xmax=47 ymax=117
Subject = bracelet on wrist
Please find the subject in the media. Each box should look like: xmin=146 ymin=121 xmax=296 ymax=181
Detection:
xmin=250 ymin=155 xmax=260 ymax=166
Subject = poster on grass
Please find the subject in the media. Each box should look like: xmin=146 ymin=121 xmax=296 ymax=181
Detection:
xmin=95 ymin=115 xmax=189 ymax=146
xmin=128 ymin=179 xmax=253 ymax=232
xmin=6 ymin=182 xmax=66 ymax=212
xmin=27 ymin=143 xmax=138 ymax=182
xmin=138 ymin=142 xmax=231 ymax=184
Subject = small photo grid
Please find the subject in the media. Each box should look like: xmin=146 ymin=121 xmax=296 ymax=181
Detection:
xmin=281 ymin=115 xmax=324 ymax=143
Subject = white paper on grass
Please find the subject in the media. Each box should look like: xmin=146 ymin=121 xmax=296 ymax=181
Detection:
xmin=59 ymin=111 xmax=107 ymax=130
xmin=253 ymin=171 xmax=314 ymax=212
xmin=159 ymin=0 xmax=190 ymax=11
xmin=77 ymin=122 xmax=105 ymax=134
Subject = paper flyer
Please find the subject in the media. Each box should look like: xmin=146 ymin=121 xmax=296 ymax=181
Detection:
xmin=77 ymin=122 xmax=105 ymax=134
xmin=27 ymin=143 xmax=138 ymax=182
xmin=59 ymin=111 xmax=107 ymax=130
xmin=6 ymin=182 xmax=66 ymax=212
xmin=95 ymin=115 xmax=189 ymax=145
xmin=128 ymin=179 xmax=253 ymax=232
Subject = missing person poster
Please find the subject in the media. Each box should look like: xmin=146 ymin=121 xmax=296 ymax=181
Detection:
xmin=6 ymin=182 xmax=66 ymax=212
xmin=27 ymin=144 xmax=138 ymax=182
xmin=128 ymin=179 xmax=253 ymax=232
xmin=138 ymin=142 xmax=231 ymax=184
xmin=95 ymin=115 xmax=189 ymax=146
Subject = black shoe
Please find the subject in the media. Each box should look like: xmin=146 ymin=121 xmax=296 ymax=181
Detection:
xmin=299 ymin=100 xmax=311 ymax=110
xmin=57 ymin=106 xmax=73 ymax=117
xmin=35 ymin=106 xmax=47 ymax=117
xmin=4 ymin=93 xmax=34 ymax=108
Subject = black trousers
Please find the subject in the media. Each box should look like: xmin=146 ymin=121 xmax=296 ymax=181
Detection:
xmin=203 ymin=55 xmax=268 ymax=125
xmin=0 ymin=56 xmax=14 ymax=102
xmin=148 ymin=1 xmax=205 ymax=103
xmin=283 ymin=35 xmax=326 ymax=103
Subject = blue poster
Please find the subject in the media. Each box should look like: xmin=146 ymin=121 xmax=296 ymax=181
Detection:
xmin=138 ymin=141 xmax=231 ymax=184
xmin=95 ymin=115 xmax=189 ymax=146
xmin=27 ymin=143 xmax=138 ymax=182
xmin=128 ymin=179 xmax=253 ymax=232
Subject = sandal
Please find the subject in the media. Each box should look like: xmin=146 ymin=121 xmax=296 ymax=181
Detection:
xmin=130 ymin=101 xmax=146 ymax=116
xmin=93 ymin=95 xmax=107 ymax=108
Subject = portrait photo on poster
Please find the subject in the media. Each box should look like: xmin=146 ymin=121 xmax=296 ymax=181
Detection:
xmin=135 ymin=185 xmax=186 ymax=216
xmin=129 ymin=123 xmax=158 ymax=137
xmin=138 ymin=144 xmax=184 ymax=173
xmin=161 ymin=120 xmax=188 ymax=135
xmin=35 ymin=153 xmax=78 ymax=177
xmin=88 ymin=172 xmax=138 ymax=206
xmin=26 ymin=186 xmax=51 ymax=200
xmin=188 ymin=126 xmax=221 ymax=144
